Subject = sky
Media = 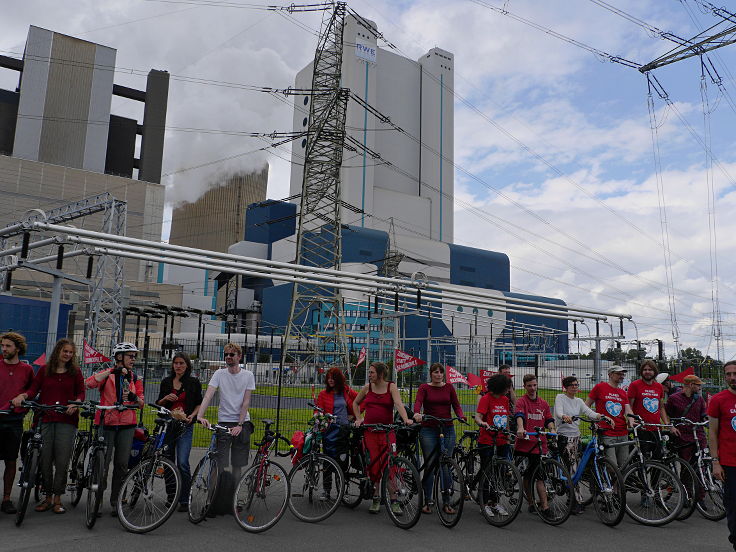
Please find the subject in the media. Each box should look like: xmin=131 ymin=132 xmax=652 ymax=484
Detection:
xmin=2 ymin=0 xmax=736 ymax=361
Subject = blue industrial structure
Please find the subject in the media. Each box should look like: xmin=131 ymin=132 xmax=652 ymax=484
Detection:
xmin=0 ymin=295 xmax=71 ymax=364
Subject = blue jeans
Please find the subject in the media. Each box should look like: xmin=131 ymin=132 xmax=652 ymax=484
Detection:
xmin=419 ymin=425 xmax=456 ymax=504
xmin=166 ymin=424 xmax=193 ymax=505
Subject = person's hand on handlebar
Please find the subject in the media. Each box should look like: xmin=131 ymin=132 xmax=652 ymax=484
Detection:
xmin=354 ymin=417 xmax=364 ymax=428
xmin=10 ymin=394 xmax=26 ymax=408
xmin=516 ymin=427 xmax=525 ymax=441
xmin=65 ymin=404 xmax=78 ymax=416
xmin=412 ymin=413 xmax=423 ymax=423
xmin=199 ymin=417 xmax=212 ymax=429
xmin=562 ymin=415 xmax=573 ymax=424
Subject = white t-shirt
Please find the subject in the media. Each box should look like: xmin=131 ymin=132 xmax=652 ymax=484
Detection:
xmin=208 ymin=367 xmax=256 ymax=423
xmin=553 ymin=393 xmax=601 ymax=437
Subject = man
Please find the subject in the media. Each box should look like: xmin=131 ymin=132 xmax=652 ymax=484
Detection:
xmin=586 ymin=365 xmax=634 ymax=467
xmin=198 ymin=343 xmax=255 ymax=482
xmin=0 ymin=332 xmax=34 ymax=514
xmin=657 ymin=372 xmax=680 ymax=400
xmin=665 ymin=374 xmax=707 ymax=464
xmin=514 ymin=374 xmax=555 ymax=514
xmin=708 ymin=361 xmax=736 ymax=551
xmin=84 ymin=342 xmax=144 ymax=515
xmin=628 ymin=359 xmax=676 ymax=457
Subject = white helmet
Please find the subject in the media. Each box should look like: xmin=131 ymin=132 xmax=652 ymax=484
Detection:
xmin=112 ymin=342 xmax=139 ymax=355
xmin=655 ymin=372 xmax=669 ymax=384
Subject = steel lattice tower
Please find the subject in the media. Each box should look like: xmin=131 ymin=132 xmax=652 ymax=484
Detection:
xmin=282 ymin=2 xmax=350 ymax=372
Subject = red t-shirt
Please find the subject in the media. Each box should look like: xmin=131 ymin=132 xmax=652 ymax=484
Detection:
xmin=514 ymin=394 xmax=552 ymax=454
xmin=477 ymin=393 xmax=510 ymax=446
xmin=628 ymin=379 xmax=664 ymax=428
xmin=707 ymin=389 xmax=736 ymax=467
xmin=588 ymin=382 xmax=628 ymax=437
xmin=0 ymin=359 xmax=35 ymax=419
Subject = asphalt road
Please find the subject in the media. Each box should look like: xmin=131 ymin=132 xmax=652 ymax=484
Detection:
xmin=3 ymin=450 xmax=730 ymax=552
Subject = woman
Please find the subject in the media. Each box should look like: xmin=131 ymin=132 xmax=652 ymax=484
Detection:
xmin=412 ymin=363 xmax=464 ymax=514
xmin=12 ymin=339 xmax=85 ymax=514
xmin=315 ymin=367 xmax=357 ymax=500
xmin=554 ymin=376 xmax=611 ymax=514
xmin=353 ymin=362 xmax=413 ymax=515
xmin=157 ymin=352 xmax=202 ymax=512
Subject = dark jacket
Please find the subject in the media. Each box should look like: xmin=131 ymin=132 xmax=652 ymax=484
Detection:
xmin=157 ymin=375 xmax=203 ymax=419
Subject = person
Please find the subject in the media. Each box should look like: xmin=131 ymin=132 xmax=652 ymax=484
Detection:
xmin=707 ymin=360 xmax=736 ymax=551
xmin=11 ymin=339 xmax=85 ymax=514
xmin=0 ymin=332 xmax=34 ymax=514
xmin=197 ymin=343 xmax=255 ymax=483
xmin=665 ymin=374 xmax=707 ymax=464
xmin=156 ymin=352 xmax=202 ymax=512
xmin=475 ymin=373 xmax=512 ymax=518
xmin=554 ymin=376 xmax=611 ymax=514
xmin=315 ymin=366 xmax=357 ymax=501
xmin=499 ymin=364 xmax=518 ymax=432
xmin=628 ymin=359 xmax=677 ymax=457
xmin=657 ymin=372 xmax=680 ymax=400
xmin=353 ymin=361 xmax=413 ymax=515
xmin=514 ymin=374 xmax=555 ymax=514
xmin=586 ymin=365 xmax=634 ymax=467
xmin=85 ymin=342 xmax=144 ymax=515
xmin=413 ymin=363 xmax=465 ymax=514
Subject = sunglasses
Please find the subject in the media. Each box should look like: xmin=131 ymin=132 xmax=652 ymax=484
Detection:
xmin=224 ymin=352 xmax=238 ymax=357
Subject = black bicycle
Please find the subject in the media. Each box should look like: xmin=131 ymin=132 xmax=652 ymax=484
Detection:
xmin=67 ymin=402 xmax=97 ymax=507
xmin=187 ymin=423 xmax=233 ymax=524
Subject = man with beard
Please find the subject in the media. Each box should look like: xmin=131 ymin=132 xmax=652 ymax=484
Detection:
xmin=628 ymin=359 xmax=676 ymax=458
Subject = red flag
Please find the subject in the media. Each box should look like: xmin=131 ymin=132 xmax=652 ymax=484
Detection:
xmin=355 ymin=346 xmax=367 ymax=367
xmin=467 ymin=373 xmax=484 ymax=387
xmin=394 ymin=349 xmax=426 ymax=372
xmin=446 ymin=366 xmax=469 ymax=386
xmin=669 ymin=366 xmax=695 ymax=383
xmin=480 ymin=369 xmax=495 ymax=379
xmin=33 ymin=352 xmax=46 ymax=366
xmin=83 ymin=340 xmax=111 ymax=364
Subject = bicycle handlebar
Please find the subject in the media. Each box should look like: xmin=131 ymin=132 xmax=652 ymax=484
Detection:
xmin=20 ymin=401 xmax=70 ymax=412
xmin=148 ymin=403 xmax=172 ymax=416
xmin=420 ymin=414 xmax=467 ymax=424
xmin=275 ymin=435 xmax=293 ymax=457
xmin=670 ymin=417 xmax=708 ymax=427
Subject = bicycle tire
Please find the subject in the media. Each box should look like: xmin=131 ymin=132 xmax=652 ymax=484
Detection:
xmin=116 ymin=456 xmax=181 ymax=533
xmin=34 ymin=465 xmax=43 ymax=504
xmin=288 ymin=453 xmax=345 ymax=523
xmin=382 ymin=456 xmax=422 ymax=530
xmin=85 ymin=449 xmax=105 ymax=529
xmin=478 ymin=458 xmax=523 ymax=527
xmin=434 ymin=456 xmax=465 ymax=528
xmin=188 ymin=454 xmax=218 ymax=524
xmin=695 ymin=460 xmax=726 ymax=521
xmin=342 ymin=451 xmax=366 ymax=509
xmin=667 ymin=456 xmax=698 ymax=521
xmin=234 ymin=460 xmax=289 ymax=533
xmin=622 ymin=460 xmax=684 ymax=526
xmin=591 ymin=457 xmax=625 ymax=526
xmin=15 ymin=447 xmax=39 ymax=527
xmin=68 ymin=440 xmax=86 ymax=507
xmin=531 ymin=457 xmax=573 ymax=526
xmin=452 ymin=446 xmax=479 ymax=504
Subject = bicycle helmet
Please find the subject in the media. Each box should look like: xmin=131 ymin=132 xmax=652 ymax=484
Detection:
xmin=112 ymin=342 xmax=139 ymax=355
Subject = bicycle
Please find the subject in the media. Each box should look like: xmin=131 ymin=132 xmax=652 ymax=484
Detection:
xmin=67 ymin=404 xmax=96 ymax=507
xmin=115 ymin=403 xmax=184 ymax=533
xmin=233 ymin=418 xmax=293 ymax=533
xmin=69 ymin=400 xmax=140 ymax=529
xmin=415 ymin=414 xmax=466 ymax=528
xmin=617 ymin=413 xmax=685 ymax=526
xmin=563 ymin=417 xmax=626 ymax=526
xmin=670 ymin=417 xmax=726 ymax=521
xmin=187 ymin=423 xmax=233 ymax=523
xmin=516 ymin=428 xmax=574 ymax=526
xmin=14 ymin=401 xmax=68 ymax=527
xmin=287 ymin=402 xmax=345 ymax=523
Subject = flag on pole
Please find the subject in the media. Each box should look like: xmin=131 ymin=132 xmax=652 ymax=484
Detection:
xmin=83 ymin=340 xmax=111 ymax=364
xmin=32 ymin=353 xmax=46 ymax=366
xmin=394 ymin=349 xmax=426 ymax=372
xmin=480 ymin=369 xmax=495 ymax=379
xmin=669 ymin=366 xmax=695 ymax=383
xmin=466 ymin=373 xmax=484 ymax=388
xmin=355 ymin=346 xmax=367 ymax=367
xmin=446 ymin=366 xmax=469 ymax=386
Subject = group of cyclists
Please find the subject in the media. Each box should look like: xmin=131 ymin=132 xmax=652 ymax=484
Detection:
xmin=0 ymin=329 xmax=734 ymax=550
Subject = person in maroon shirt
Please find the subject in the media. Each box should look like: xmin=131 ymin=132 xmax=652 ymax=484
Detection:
xmin=0 ymin=331 xmax=34 ymax=514
xmin=665 ymin=374 xmax=707 ymax=463
xmin=12 ymin=338 xmax=84 ymax=514
xmin=412 ymin=363 xmax=465 ymax=514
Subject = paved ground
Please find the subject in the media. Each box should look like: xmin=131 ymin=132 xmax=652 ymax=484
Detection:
xmin=3 ymin=448 xmax=730 ymax=552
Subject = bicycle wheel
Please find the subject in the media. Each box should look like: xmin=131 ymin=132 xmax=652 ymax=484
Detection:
xmin=590 ymin=457 xmax=625 ymax=526
xmin=188 ymin=454 xmax=218 ymax=524
xmin=478 ymin=458 xmax=522 ymax=527
xmin=434 ymin=456 xmax=465 ymax=528
xmin=234 ymin=460 xmax=289 ymax=533
xmin=695 ymin=460 xmax=726 ymax=521
xmin=85 ymin=449 xmax=105 ymax=529
xmin=666 ymin=456 xmax=698 ymax=521
xmin=531 ymin=458 xmax=573 ymax=526
xmin=15 ymin=447 xmax=39 ymax=527
xmin=382 ymin=456 xmax=422 ymax=530
xmin=622 ymin=460 xmax=684 ymax=526
xmin=288 ymin=453 xmax=345 ymax=523
xmin=452 ymin=447 xmax=479 ymax=503
xmin=68 ymin=441 xmax=86 ymax=507
xmin=117 ymin=456 xmax=181 ymax=533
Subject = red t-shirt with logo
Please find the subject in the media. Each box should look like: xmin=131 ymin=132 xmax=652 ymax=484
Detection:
xmin=588 ymin=382 xmax=628 ymax=437
xmin=628 ymin=379 xmax=664 ymax=428
xmin=477 ymin=393 xmax=510 ymax=446
xmin=707 ymin=389 xmax=736 ymax=467
xmin=514 ymin=394 xmax=553 ymax=454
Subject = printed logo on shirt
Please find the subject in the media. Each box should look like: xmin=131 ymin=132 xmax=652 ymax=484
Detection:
xmin=605 ymin=400 xmax=622 ymax=417
xmin=643 ymin=397 xmax=659 ymax=414
xmin=493 ymin=414 xmax=508 ymax=428
xmin=731 ymin=416 xmax=736 ymax=432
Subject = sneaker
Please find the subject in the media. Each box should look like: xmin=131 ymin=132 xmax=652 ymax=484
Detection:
xmin=368 ymin=497 xmax=381 ymax=514
xmin=1 ymin=500 xmax=17 ymax=514
xmin=390 ymin=501 xmax=403 ymax=516
xmin=484 ymin=504 xmax=496 ymax=518
xmin=494 ymin=503 xmax=510 ymax=516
